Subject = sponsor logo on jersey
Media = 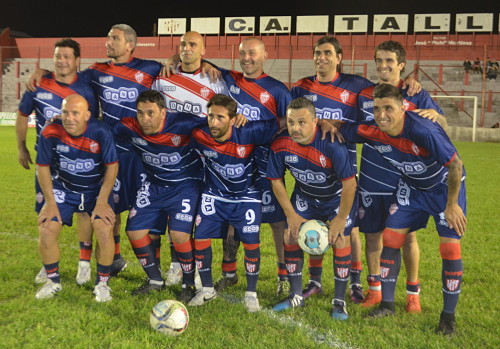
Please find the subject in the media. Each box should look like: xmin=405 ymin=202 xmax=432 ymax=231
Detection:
xmin=175 ymin=213 xmax=193 ymax=222
xmin=60 ymin=158 xmax=96 ymax=174
xmin=201 ymin=196 xmax=216 ymax=215
xmin=446 ymin=279 xmax=460 ymax=291
xmin=374 ymin=144 xmax=392 ymax=153
xmin=389 ymin=160 xmax=427 ymax=175
xmin=389 ymin=203 xmax=398 ymax=215
xmin=202 ymin=150 xmax=218 ymax=158
xmin=381 ymin=266 xmax=389 ymax=278
xmin=212 ymin=163 xmax=245 ymax=179
xmin=136 ymin=181 xmax=151 ymax=208
xmin=304 ymin=94 xmax=317 ymax=102
xmin=396 ymin=180 xmax=410 ymax=206
xmin=53 ymin=189 xmax=66 ymax=204
xmin=169 ymin=101 xmax=203 ymax=115
xmin=36 ymin=92 xmax=53 ymax=100
xmin=260 ymin=92 xmax=270 ymax=104
xmin=242 ymin=225 xmax=259 ymax=233
xmin=171 ymin=135 xmax=181 ymax=146
xmin=290 ymin=168 xmax=327 ymax=184
xmin=43 ymin=106 xmax=61 ymax=120
xmin=319 ymin=155 xmax=327 ymax=167
xmin=230 ymin=85 xmax=240 ymax=94
xmin=132 ymin=137 xmax=148 ymax=146
xmin=237 ymin=146 xmax=246 ymax=158
xmin=135 ymin=72 xmax=144 ymax=84
xmin=340 ymin=90 xmax=350 ymax=103
xmin=316 ymin=107 xmax=342 ymax=120
xmin=56 ymin=144 xmax=70 ymax=153
xmin=363 ymin=101 xmax=374 ymax=109
xmin=237 ymin=104 xmax=261 ymax=121
xmin=142 ymin=152 xmax=181 ymax=166
xmin=160 ymin=85 xmax=176 ymax=92
xmin=103 ymin=87 xmax=139 ymax=103
xmin=99 ymin=76 xmax=113 ymax=84
xmin=262 ymin=204 xmax=275 ymax=213
xmin=90 ymin=141 xmax=99 ymax=153
xmin=336 ymin=267 xmax=349 ymax=278
xmin=360 ymin=192 xmax=372 ymax=208
xmin=285 ymin=155 xmax=299 ymax=163
xmin=200 ymin=87 xmax=211 ymax=99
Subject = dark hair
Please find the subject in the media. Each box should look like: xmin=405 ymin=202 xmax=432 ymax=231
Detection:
xmin=136 ymin=90 xmax=166 ymax=110
xmin=375 ymin=40 xmax=406 ymax=72
xmin=313 ymin=36 xmax=343 ymax=73
xmin=373 ymin=83 xmax=404 ymax=105
xmin=207 ymin=94 xmax=237 ymax=118
xmin=54 ymin=38 xmax=80 ymax=58
xmin=287 ymin=97 xmax=316 ymax=118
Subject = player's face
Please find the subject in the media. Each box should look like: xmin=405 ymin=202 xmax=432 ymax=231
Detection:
xmin=373 ymin=97 xmax=406 ymax=136
xmin=136 ymin=101 xmax=166 ymax=135
xmin=53 ymin=47 xmax=79 ymax=78
xmin=207 ymin=105 xmax=235 ymax=141
xmin=106 ymin=29 xmax=132 ymax=61
xmin=239 ymin=39 xmax=267 ymax=78
xmin=61 ymin=97 xmax=91 ymax=137
xmin=180 ymin=33 xmax=206 ymax=66
xmin=287 ymin=107 xmax=318 ymax=145
xmin=314 ymin=43 xmax=342 ymax=80
xmin=375 ymin=50 xmax=405 ymax=84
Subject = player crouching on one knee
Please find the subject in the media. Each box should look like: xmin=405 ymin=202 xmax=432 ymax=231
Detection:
xmin=267 ymin=97 xmax=357 ymax=320
xmin=35 ymin=94 xmax=118 ymax=302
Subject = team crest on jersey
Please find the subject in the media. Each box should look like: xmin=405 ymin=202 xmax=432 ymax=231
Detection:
xmin=260 ymin=92 xmax=270 ymax=104
xmin=129 ymin=208 xmax=137 ymax=218
xmin=200 ymin=87 xmax=211 ymax=99
xmin=246 ymin=263 xmax=256 ymax=273
xmin=403 ymin=100 xmax=410 ymax=111
xmin=340 ymin=90 xmax=350 ymax=103
xmin=411 ymin=143 xmax=420 ymax=155
xmin=389 ymin=203 xmax=398 ymax=215
xmin=171 ymin=135 xmax=181 ymax=146
xmin=36 ymin=192 xmax=44 ymax=203
xmin=381 ymin=267 xmax=390 ymax=278
xmin=336 ymin=267 xmax=349 ymax=278
xmin=319 ymin=155 xmax=327 ymax=168
xmin=446 ymin=279 xmax=460 ymax=291
xmin=358 ymin=206 xmax=365 ymax=219
xmin=135 ymin=72 xmax=144 ymax=84
xmin=90 ymin=141 xmax=99 ymax=153
xmin=237 ymin=146 xmax=246 ymax=158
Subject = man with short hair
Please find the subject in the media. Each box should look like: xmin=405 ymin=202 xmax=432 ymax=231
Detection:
xmin=338 ymin=83 xmax=466 ymax=336
xmin=35 ymin=94 xmax=118 ymax=302
xmin=267 ymin=97 xmax=357 ymax=320
xmin=17 ymin=38 xmax=99 ymax=286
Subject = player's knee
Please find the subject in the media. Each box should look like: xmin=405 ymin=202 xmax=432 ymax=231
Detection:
xmin=382 ymin=229 xmax=406 ymax=249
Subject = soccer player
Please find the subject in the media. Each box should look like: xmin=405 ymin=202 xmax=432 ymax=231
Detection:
xmin=187 ymin=94 xmax=279 ymax=312
xmin=17 ymin=38 xmax=99 ymax=286
xmin=267 ymin=97 xmax=357 ymax=320
xmin=113 ymin=90 xmax=206 ymax=300
xmin=35 ymin=94 xmax=118 ymax=302
xmin=357 ymin=41 xmax=445 ymax=311
xmin=338 ymin=83 xmax=466 ymax=335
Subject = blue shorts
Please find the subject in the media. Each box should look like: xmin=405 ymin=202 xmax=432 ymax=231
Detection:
xmin=291 ymin=190 xmax=357 ymax=237
xmin=194 ymin=194 xmax=261 ymax=244
xmin=257 ymin=176 xmax=286 ymax=224
xmin=126 ymin=181 xmax=201 ymax=235
xmin=385 ymin=179 xmax=467 ymax=239
xmin=113 ymin=151 xmax=145 ymax=214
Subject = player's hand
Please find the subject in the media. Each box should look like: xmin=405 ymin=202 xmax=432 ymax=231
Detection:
xmin=287 ymin=213 xmax=307 ymax=241
xmin=402 ymin=76 xmax=422 ymax=96
xmin=317 ymin=119 xmax=344 ymax=143
xmin=161 ymin=54 xmax=181 ymax=77
xmin=444 ymin=203 xmax=467 ymax=236
xmin=328 ymin=216 xmax=346 ymax=245
xmin=91 ymin=202 xmax=115 ymax=227
xmin=414 ymin=108 xmax=440 ymax=122
xmin=200 ymin=62 xmax=221 ymax=82
xmin=18 ymin=146 xmax=33 ymax=170
xmin=234 ymin=113 xmax=248 ymax=128
xmin=27 ymin=68 xmax=48 ymax=92
xmin=37 ymin=201 xmax=62 ymax=229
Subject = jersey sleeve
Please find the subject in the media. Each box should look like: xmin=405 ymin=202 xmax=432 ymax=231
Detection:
xmin=18 ymin=90 xmax=36 ymax=116
xmin=276 ymin=87 xmax=292 ymax=117
xmin=266 ymin=139 xmax=286 ymax=180
xmin=339 ymin=121 xmax=369 ymax=144
xmin=330 ymin=142 xmax=357 ymax=181
xmin=415 ymin=89 xmax=444 ymax=114
xmin=412 ymin=117 xmax=458 ymax=166
xmin=250 ymin=119 xmax=278 ymax=145
xmin=98 ymin=124 xmax=118 ymax=165
xmin=35 ymin=128 xmax=53 ymax=166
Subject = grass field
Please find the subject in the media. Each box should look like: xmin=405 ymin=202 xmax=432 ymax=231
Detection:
xmin=1 ymin=127 xmax=499 ymax=348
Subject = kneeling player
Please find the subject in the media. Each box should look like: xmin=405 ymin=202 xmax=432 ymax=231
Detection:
xmin=266 ymin=97 xmax=357 ymax=319
xmin=35 ymin=94 xmax=118 ymax=302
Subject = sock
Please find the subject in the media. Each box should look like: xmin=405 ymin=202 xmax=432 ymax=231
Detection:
xmin=194 ymin=239 xmax=213 ymax=287
xmin=130 ymin=235 xmax=162 ymax=282
xmin=440 ymin=243 xmax=463 ymax=314
xmin=284 ymin=243 xmax=304 ymax=296
xmin=367 ymin=274 xmax=382 ymax=291
xmin=243 ymin=243 xmax=260 ymax=292
xmin=308 ymin=256 xmax=323 ymax=284
xmin=221 ymin=259 xmax=237 ymax=277
xmin=350 ymin=260 xmax=362 ymax=285
xmin=151 ymin=236 xmax=161 ymax=267
xmin=277 ymin=262 xmax=288 ymax=280
xmin=173 ymin=240 xmax=195 ymax=286
xmin=334 ymin=246 xmax=351 ymax=301
xmin=380 ymin=229 xmax=406 ymax=303
xmin=95 ymin=263 xmax=112 ymax=284
xmin=170 ymin=240 xmax=179 ymax=263
xmin=406 ymin=280 xmax=421 ymax=295
xmin=113 ymin=235 xmax=121 ymax=261
xmin=222 ymin=236 xmax=240 ymax=275
xmin=44 ymin=261 xmax=60 ymax=284
xmin=79 ymin=241 xmax=92 ymax=262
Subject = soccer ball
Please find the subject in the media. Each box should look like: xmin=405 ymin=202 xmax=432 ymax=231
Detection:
xmin=150 ymin=300 xmax=189 ymax=336
xmin=298 ymin=219 xmax=330 ymax=255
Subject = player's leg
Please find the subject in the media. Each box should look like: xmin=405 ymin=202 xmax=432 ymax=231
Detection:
xmin=270 ymin=220 xmax=290 ymax=296
xmin=215 ymin=225 xmax=239 ymax=292
xmin=349 ymin=227 xmax=364 ymax=303
xmin=76 ymin=213 xmax=93 ymax=285
xmin=92 ymin=218 xmax=114 ymax=302
xmin=170 ymin=230 xmax=196 ymax=303
xmin=331 ymin=233 xmax=352 ymax=320
xmin=403 ymin=231 xmax=421 ymax=313
xmin=361 ymin=231 xmax=383 ymax=308
xmin=165 ymin=231 xmax=182 ymax=286
xmin=36 ymin=219 xmax=63 ymax=299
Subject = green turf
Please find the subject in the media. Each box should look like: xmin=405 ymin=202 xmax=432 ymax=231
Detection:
xmin=0 ymin=127 xmax=499 ymax=348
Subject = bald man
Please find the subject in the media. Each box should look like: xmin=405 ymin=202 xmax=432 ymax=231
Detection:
xmin=35 ymin=94 xmax=118 ymax=302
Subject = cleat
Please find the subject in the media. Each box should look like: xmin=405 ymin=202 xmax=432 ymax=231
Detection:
xmin=214 ymin=273 xmax=238 ymax=292
xmin=276 ymin=277 xmax=290 ymax=296
xmin=93 ymin=282 xmax=112 ymax=302
xmin=302 ymin=280 xmax=322 ymax=299
xmin=179 ymin=284 xmax=197 ymax=303
xmin=331 ymin=299 xmax=349 ymax=320
xmin=35 ymin=266 xmax=48 ymax=285
xmin=360 ymin=290 xmax=382 ymax=308
xmin=367 ymin=302 xmax=396 ymax=318
xmin=165 ymin=263 xmax=182 ymax=286
xmin=350 ymin=283 xmax=365 ymax=304
xmin=406 ymin=294 xmax=421 ymax=313
xmin=111 ymin=257 xmax=127 ymax=277
xmin=436 ymin=311 xmax=456 ymax=336
xmin=76 ymin=261 xmax=91 ymax=285
xmin=272 ymin=294 xmax=304 ymax=312
xmin=244 ymin=292 xmax=261 ymax=313
xmin=188 ymin=287 xmax=217 ymax=306
xmin=35 ymin=279 xmax=62 ymax=299
xmin=131 ymin=279 xmax=165 ymax=296
xmin=194 ymin=268 xmax=202 ymax=290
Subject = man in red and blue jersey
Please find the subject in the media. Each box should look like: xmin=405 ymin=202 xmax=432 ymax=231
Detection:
xmin=356 ymin=41 xmax=446 ymax=311
xmin=17 ymin=38 xmax=99 ymax=286
xmin=267 ymin=97 xmax=357 ymax=320
xmin=35 ymin=94 xmax=118 ymax=302
xmin=338 ymin=83 xmax=466 ymax=336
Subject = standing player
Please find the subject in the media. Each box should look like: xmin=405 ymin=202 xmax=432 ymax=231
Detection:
xmin=356 ymin=41 xmax=445 ymax=311
xmin=187 ymin=94 xmax=279 ymax=312
xmin=267 ymin=97 xmax=357 ymax=319
xmin=17 ymin=38 xmax=99 ymax=286
xmin=35 ymin=94 xmax=118 ymax=302
xmin=338 ymin=83 xmax=466 ymax=336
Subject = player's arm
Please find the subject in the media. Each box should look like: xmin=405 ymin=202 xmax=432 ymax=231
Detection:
xmin=36 ymin=165 xmax=62 ymax=228
xmin=328 ymin=177 xmax=357 ymax=245
xmin=15 ymin=112 xmax=32 ymax=169
xmin=26 ymin=69 xmax=50 ymax=92
xmin=162 ymin=53 xmax=221 ymax=81
xmin=413 ymin=108 xmax=444 ymax=122
xmin=91 ymin=162 xmax=118 ymax=226
xmin=270 ymin=179 xmax=306 ymax=240
xmin=444 ymin=155 xmax=467 ymax=236
xmin=317 ymin=119 xmax=345 ymax=142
